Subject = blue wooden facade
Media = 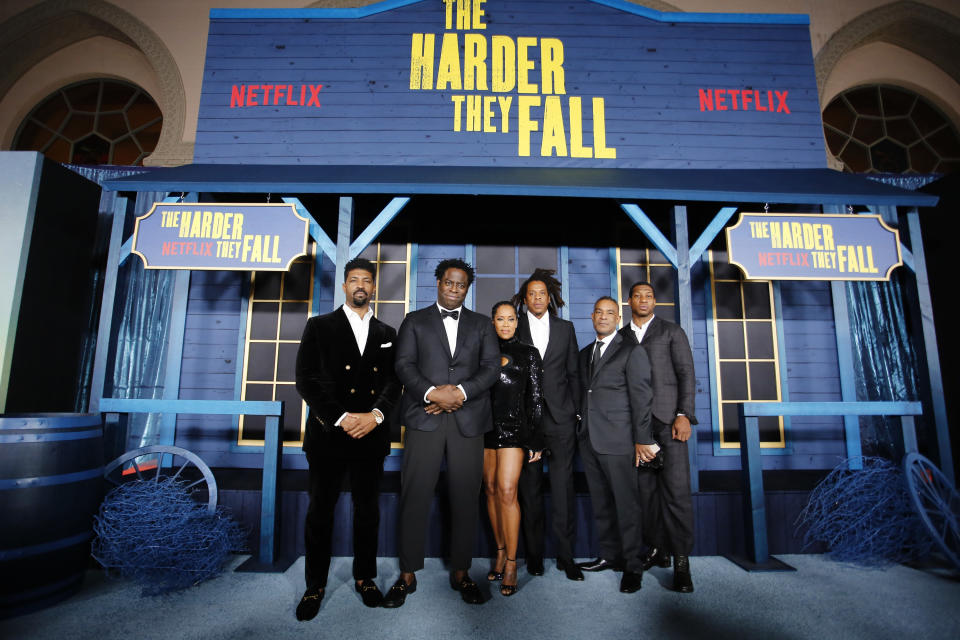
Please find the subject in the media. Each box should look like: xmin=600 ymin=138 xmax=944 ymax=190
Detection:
xmin=75 ymin=1 xmax=949 ymax=563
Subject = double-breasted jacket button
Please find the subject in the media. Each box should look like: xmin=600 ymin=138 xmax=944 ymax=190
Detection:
xmin=370 ymin=390 xmax=375 ymax=395
xmin=345 ymin=365 xmax=351 ymax=370
xmin=350 ymin=388 xmax=356 ymax=394
xmin=373 ymin=366 xmax=378 ymax=372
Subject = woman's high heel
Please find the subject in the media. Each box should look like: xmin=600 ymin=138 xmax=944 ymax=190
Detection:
xmin=487 ymin=546 xmax=506 ymax=581
xmin=500 ymin=558 xmax=518 ymax=596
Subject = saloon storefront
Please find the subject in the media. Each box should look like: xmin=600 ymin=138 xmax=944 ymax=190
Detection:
xmin=1 ymin=0 xmax=951 ymax=574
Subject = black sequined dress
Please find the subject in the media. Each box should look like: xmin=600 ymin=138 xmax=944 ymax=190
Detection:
xmin=484 ymin=336 xmax=545 ymax=450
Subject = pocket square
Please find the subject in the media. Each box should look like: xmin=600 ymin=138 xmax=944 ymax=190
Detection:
xmin=380 ymin=342 xmax=392 ymax=348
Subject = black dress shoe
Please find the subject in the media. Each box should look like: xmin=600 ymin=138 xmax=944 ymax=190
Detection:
xmin=641 ymin=547 xmax=672 ymax=571
xmin=526 ymin=556 xmax=544 ymax=576
xmin=673 ymin=555 xmax=694 ymax=593
xmin=577 ymin=558 xmax=623 ymax=572
xmin=619 ymin=571 xmax=643 ymax=593
xmin=355 ymin=579 xmax=384 ymax=608
xmin=295 ymin=587 xmax=324 ymax=621
xmin=450 ymin=573 xmax=484 ymax=604
xmin=557 ymin=557 xmax=584 ymax=581
xmin=381 ymin=576 xmax=417 ymax=608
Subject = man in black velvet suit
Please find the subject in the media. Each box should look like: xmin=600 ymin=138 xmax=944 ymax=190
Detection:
xmin=294 ymin=257 xmax=401 ymax=619
xmin=513 ymin=269 xmax=584 ymax=581
xmin=382 ymin=258 xmax=500 ymax=608
xmin=577 ymin=297 xmax=652 ymax=593
xmin=618 ymin=281 xmax=697 ymax=593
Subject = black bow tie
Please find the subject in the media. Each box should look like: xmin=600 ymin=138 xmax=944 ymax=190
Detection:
xmin=440 ymin=309 xmax=459 ymax=320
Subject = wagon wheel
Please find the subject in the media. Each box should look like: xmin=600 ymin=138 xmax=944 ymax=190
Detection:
xmin=103 ymin=445 xmax=218 ymax=514
xmin=903 ymin=452 xmax=960 ymax=570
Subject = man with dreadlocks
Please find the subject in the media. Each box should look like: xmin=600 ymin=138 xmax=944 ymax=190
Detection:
xmin=513 ymin=269 xmax=584 ymax=581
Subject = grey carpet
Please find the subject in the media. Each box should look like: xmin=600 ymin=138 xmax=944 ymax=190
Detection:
xmin=2 ymin=555 xmax=958 ymax=640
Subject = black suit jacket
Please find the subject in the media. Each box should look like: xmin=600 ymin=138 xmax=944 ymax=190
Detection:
xmin=517 ymin=312 xmax=580 ymax=426
xmin=394 ymin=304 xmax=500 ymax=437
xmin=618 ymin=315 xmax=697 ymax=426
xmin=578 ymin=333 xmax=653 ymax=454
xmin=295 ymin=307 xmax=401 ymax=459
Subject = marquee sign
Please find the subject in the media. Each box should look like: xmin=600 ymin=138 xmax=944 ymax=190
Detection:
xmin=726 ymin=213 xmax=902 ymax=281
xmin=195 ymin=0 xmax=824 ymax=169
xmin=131 ymin=203 xmax=309 ymax=271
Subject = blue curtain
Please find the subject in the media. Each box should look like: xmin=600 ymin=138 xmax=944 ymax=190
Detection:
xmin=849 ymin=173 xmax=939 ymax=458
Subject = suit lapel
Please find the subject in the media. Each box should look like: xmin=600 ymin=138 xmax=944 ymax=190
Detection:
xmin=640 ymin=316 xmax=661 ymax=344
xmin=518 ymin=313 xmax=534 ymax=346
xmin=591 ymin=334 xmax=622 ymax=381
xmin=335 ymin=307 xmax=363 ymax=359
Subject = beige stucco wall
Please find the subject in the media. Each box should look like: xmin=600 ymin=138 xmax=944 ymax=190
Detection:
xmin=1 ymin=0 xmax=957 ymax=166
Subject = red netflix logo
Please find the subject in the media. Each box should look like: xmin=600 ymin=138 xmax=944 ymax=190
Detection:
xmin=698 ymin=89 xmax=789 ymax=113
xmin=230 ymin=84 xmax=323 ymax=108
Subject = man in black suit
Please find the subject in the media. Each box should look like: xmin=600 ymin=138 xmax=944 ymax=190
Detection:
xmin=618 ymin=281 xmax=697 ymax=593
xmin=382 ymin=258 xmax=500 ymax=607
xmin=513 ymin=269 xmax=583 ymax=580
xmin=577 ymin=296 xmax=652 ymax=593
xmin=294 ymin=257 xmax=401 ymax=620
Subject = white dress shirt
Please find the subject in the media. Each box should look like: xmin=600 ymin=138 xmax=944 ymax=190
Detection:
xmin=527 ymin=310 xmax=550 ymax=359
xmin=424 ymin=303 xmax=467 ymax=403
xmin=630 ymin=316 xmax=654 ymax=345
xmin=335 ymin=304 xmax=382 ymax=427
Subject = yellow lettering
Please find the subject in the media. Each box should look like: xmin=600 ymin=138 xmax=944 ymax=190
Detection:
xmin=179 ymin=210 xmax=192 ymax=238
xmin=541 ymin=96 xmax=567 ymax=157
xmin=409 ymin=33 xmax=435 ymax=90
xmin=592 ymin=97 xmax=616 ymax=159
xmin=463 ymin=34 xmax=487 ymax=91
xmin=540 ymin=38 xmax=565 ymax=95
xmin=822 ymin=224 xmax=835 ymax=251
xmin=517 ymin=37 xmax=538 ymax=94
xmin=517 ymin=96 xmax=540 ymax=157
xmin=569 ymin=97 xmax=592 ymax=158
xmin=189 ymin=210 xmax=202 ymax=238
xmin=770 ymin=221 xmax=781 ymax=248
xmin=201 ymin=211 xmax=213 ymax=238
xmin=483 ymin=96 xmax=497 ymax=132
xmin=232 ymin=213 xmax=243 ymax=239
xmin=497 ymin=96 xmax=512 ymax=133
xmin=451 ymin=95 xmax=465 ymax=131
xmin=491 ymin=36 xmax=516 ymax=92
xmin=472 ymin=0 xmax=486 ymax=29
xmin=436 ymin=33 xmax=462 ymax=91
xmin=242 ymin=235 xmax=254 ymax=262
xmin=466 ymin=95 xmax=481 ymax=131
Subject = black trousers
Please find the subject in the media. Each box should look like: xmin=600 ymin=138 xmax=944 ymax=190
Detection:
xmin=579 ymin=435 xmax=644 ymax=573
xmin=518 ymin=410 xmax=578 ymax=562
xmin=637 ymin=418 xmax=695 ymax=555
xmin=304 ymin=452 xmax=384 ymax=589
xmin=398 ymin=414 xmax=484 ymax=573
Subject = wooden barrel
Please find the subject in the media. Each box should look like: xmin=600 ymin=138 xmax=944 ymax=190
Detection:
xmin=0 ymin=414 xmax=103 ymax=619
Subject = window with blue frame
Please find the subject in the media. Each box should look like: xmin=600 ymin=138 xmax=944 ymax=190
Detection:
xmin=473 ymin=246 xmax=560 ymax=315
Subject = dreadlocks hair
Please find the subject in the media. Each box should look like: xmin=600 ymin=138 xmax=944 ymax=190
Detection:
xmin=512 ymin=268 xmax=566 ymax=316
xmin=434 ymin=257 xmax=475 ymax=285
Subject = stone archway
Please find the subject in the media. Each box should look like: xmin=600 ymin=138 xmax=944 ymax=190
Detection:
xmin=816 ymin=1 xmax=960 ymax=104
xmin=0 ymin=0 xmax=191 ymax=165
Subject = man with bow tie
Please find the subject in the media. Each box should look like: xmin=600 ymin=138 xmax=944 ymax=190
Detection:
xmin=382 ymin=258 xmax=500 ymax=607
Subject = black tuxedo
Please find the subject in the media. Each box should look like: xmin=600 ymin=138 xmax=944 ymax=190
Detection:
xmin=394 ymin=304 xmax=500 ymax=572
xmin=619 ymin=315 xmax=696 ymax=555
xmin=295 ymin=307 xmax=400 ymax=589
xmin=577 ymin=333 xmax=651 ymax=572
xmin=516 ymin=312 xmax=580 ymax=563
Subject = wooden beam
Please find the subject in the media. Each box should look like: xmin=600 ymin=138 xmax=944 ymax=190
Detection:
xmin=620 ymin=204 xmax=678 ymax=267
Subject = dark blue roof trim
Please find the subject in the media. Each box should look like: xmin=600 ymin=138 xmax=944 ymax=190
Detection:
xmin=102 ymin=165 xmax=938 ymax=207
xmin=211 ymin=0 xmax=809 ymax=24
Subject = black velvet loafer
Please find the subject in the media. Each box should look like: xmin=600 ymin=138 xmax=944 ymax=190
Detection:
xmin=295 ymin=587 xmax=324 ymax=621
xmin=381 ymin=576 xmax=417 ymax=608
xmin=450 ymin=573 xmax=484 ymax=604
xmin=619 ymin=571 xmax=643 ymax=593
xmin=355 ymin=579 xmax=384 ymax=608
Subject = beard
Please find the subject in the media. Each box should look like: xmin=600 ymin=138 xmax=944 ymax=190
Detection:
xmin=350 ymin=290 xmax=369 ymax=307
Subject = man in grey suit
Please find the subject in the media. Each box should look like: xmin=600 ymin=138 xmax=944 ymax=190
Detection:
xmin=577 ymin=296 xmax=653 ymax=593
xmin=514 ymin=269 xmax=583 ymax=581
xmin=382 ymin=258 xmax=500 ymax=608
xmin=618 ymin=281 xmax=697 ymax=593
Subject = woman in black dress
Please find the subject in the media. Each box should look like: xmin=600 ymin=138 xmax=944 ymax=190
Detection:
xmin=483 ymin=301 xmax=544 ymax=596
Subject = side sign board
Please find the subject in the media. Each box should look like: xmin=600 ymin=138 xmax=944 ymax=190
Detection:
xmin=132 ymin=203 xmax=309 ymax=271
xmin=726 ymin=213 xmax=902 ymax=281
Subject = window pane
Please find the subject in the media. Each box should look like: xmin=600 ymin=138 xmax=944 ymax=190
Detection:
xmin=279 ymin=303 xmax=308 ymax=340
xmin=379 ymin=243 xmax=407 ymax=261
xmin=717 ymin=322 xmax=746 ymax=359
xmin=249 ymin=302 xmax=279 ymax=339
xmin=518 ymin=246 xmax=557 ymax=275
xmin=711 ymin=255 xmax=740 ymax=280
xmin=649 ymin=248 xmax=669 ymax=265
xmin=747 ymin=322 xmax=775 ymax=359
xmin=476 ymin=278 xmax=516 ymax=317
xmin=245 ymin=382 xmax=273 ymax=402
xmin=476 ymin=246 xmax=514 ymax=274
xmin=378 ymin=263 xmax=406 ymax=299
xmin=749 ymin=362 xmax=779 ymax=400
xmin=720 ymin=362 xmax=748 ymax=400
xmin=742 ymin=282 xmax=772 ymax=319
xmin=721 ymin=403 xmax=741 ymax=445
xmin=284 ymin=262 xmax=311 ymax=300
xmin=620 ymin=265 xmax=646 ymax=299
xmin=620 ymin=247 xmax=648 ymax=263
xmin=759 ymin=417 xmax=782 ymax=443
xmin=713 ymin=282 xmax=742 ymax=319
xmin=242 ymin=415 xmax=266 ymax=441
xmin=276 ymin=384 xmax=304 ymax=441
xmin=247 ymin=343 xmax=277 ymax=381
xmin=276 ymin=343 xmax=299 ymax=380
xmin=253 ymin=272 xmax=282 ymax=299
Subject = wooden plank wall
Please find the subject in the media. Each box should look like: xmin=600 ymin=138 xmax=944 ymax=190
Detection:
xmin=196 ymin=0 xmax=825 ymax=169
